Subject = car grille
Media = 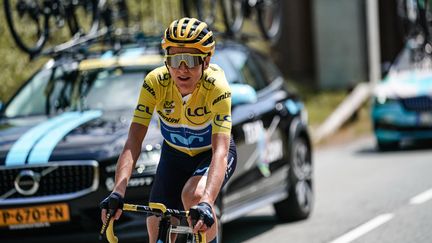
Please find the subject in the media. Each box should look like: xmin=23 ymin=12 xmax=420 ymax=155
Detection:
xmin=0 ymin=161 xmax=99 ymax=205
xmin=401 ymin=96 xmax=432 ymax=112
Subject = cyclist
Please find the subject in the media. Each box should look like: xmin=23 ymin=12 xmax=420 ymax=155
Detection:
xmin=100 ymin=17 xmax=237 ymax=243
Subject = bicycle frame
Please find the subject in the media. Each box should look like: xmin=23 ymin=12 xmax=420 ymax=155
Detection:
xmin=101 ymin=202 xmax=206 ymax=243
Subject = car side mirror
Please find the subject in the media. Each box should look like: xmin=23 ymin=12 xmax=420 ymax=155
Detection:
xmin=230 ymin=83 xmax=257 ymax=106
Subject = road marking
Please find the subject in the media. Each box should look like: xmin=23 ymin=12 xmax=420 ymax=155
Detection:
xmin=409 ymin=189 xmax=432 ymax=205
xmin=328 ymin=214 xmax=394 ymax=243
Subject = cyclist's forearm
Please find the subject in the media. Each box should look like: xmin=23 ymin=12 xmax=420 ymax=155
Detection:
xmin=201 ymin=134 xmax=229 ymax=204
xmin=113 ymin=123 xmax=147 ymax=196
xmin=113 ymin=145 xmax=140 ymax=196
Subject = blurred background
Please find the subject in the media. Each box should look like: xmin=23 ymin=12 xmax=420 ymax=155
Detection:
xmin=0 ymin=0 xmax=418 ymax=141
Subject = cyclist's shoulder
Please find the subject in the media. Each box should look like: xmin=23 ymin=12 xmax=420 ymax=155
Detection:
xmin=145 ymin=65 xmax=172 ymax=87
xmin=202 ymin=64 xmax=230 ymax=91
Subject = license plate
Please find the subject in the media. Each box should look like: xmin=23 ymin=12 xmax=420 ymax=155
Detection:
xmin=0 ymin=203 xmax=70 ymax=227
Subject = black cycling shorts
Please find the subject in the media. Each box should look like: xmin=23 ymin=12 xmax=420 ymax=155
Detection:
xmin=149 ymin=137 xmax=237 ymax=210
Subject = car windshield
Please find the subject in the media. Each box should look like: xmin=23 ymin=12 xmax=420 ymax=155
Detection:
xmin=4 ymin=65 xmax=147 ymax=118
xmin=4 ymin=50 xmax=240 ymax=119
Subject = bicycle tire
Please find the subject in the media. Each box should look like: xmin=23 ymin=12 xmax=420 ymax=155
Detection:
xmin=101 ymin=0 xmax=130 ymax=32
xmin=67 ymin=0 xmax=100 ymax=37
xmin=3 ymin=0 xmax=48 ymax=55
xmin=256 ymin=0 xmax=283 ymax=42
xmin=220 ymin=0 xmax=244 ymax=35
xmin=424 ymin=0 xmax=432 ymax=41
xmin=182 ymin=0 xmax=217 ymax=27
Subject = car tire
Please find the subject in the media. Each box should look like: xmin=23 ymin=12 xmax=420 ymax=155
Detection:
xmin=274 ymin=135 xmax=313 ymax=222
xmin=377 ymin=140 xmax=399 ymax=151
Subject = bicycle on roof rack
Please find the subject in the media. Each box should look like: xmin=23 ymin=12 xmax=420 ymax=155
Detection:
xmin=181 ymin=0 xmax=283 ymax=44
xmin=220 ymin=0 xmax=283 ymax=43
xmin=397 ymin=0 xmax=432 ymax=52
xmin=3 ymin=0 xmax=131 ymax=57
xmin=100 ymin=202 xmax=206 ymax=243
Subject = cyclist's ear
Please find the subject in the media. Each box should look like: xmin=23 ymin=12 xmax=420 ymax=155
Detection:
xmin=203 ymin=56 xmax=211 ymax=69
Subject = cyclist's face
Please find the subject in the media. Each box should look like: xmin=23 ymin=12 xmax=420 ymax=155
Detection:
xmin=166 ymin=47 xmax=210 ymax=96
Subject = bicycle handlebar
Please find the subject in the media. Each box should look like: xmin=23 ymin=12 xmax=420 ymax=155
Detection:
xmin=100 ymin=202 xmax=205 ymax=243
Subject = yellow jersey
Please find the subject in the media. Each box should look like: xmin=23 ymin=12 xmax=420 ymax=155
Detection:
xmin=132 ymin=64 xmax=232 ymax=156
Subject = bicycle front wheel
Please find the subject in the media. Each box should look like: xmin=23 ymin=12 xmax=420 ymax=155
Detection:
xmin=256 ymin=0 xmax=283 ymax=42
xmin=220 ymin=0 xmax=244 ymax=35
xmin=3 ymin=0 xmax=48 ymax=55
xmin=67 ymin=0 xmax=99 ymax=36
xmin=182 ymin=0 xmax=217 ymax=27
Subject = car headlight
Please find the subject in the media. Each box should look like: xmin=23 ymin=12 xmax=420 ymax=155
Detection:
xmin=373 ymin=95 xmax=399 ymax=106
xmin=134 ymin=144 xmax=161 ymax=174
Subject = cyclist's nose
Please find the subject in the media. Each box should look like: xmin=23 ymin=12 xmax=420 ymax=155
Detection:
xmin=178 ymin=61 xmax=189 ymax=71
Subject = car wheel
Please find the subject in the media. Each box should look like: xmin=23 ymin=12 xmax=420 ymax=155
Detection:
xmin=377 ymin=140 xmax=399 ymax=151
xmin=274 ymin=135 xmax=313 ymax=221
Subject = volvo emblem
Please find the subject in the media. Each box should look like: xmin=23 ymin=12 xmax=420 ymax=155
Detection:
xmin=14 ymin=170 xmax=41 ymax=196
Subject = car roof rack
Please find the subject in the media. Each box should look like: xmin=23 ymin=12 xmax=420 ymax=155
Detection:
xmin=32 ymin=28 xmax=164 ymax=62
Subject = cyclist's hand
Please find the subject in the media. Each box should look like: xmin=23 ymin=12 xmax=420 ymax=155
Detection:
xmin=100 ymin=192 xmax=124 ymax=224
xmin=189 ymin=202 xmax=214 ymax=232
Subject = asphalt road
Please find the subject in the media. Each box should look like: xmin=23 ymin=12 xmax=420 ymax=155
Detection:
xmin=223 ymin=136 xmax=432 ymax=243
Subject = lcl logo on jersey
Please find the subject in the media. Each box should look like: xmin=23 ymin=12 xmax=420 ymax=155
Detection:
xmin=214 ymin=114 xmax=232 ymax=130
xmin=187 ymin=107 xmax=210 ymax=117
xmin=163 ymin=101 xmax=175 ymax=115
xmin=136 ymin=104 xmax=152 ymax=116
xmin=157 ymin=73 xmax=170 ymax=87
xmin=203 ymin=76 xmax=216 ymax=90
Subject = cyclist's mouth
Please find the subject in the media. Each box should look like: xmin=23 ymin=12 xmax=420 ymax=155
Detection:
xmin=178 ymin=76 xmax=190 ymax=81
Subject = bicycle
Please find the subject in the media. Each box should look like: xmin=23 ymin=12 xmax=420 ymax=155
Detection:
xmin=3 ymin=0 xmax=99 ymax=56
xmin=397 ymin=0 xmax=431 ymax=43
xmin=100 ymin=202 xmax=206 ymax=243
xmin=182 ymin=0 xmax=217 ymax=28
xmin=396 ymin=0 xmax=432 ymax=62
xmin=220 ymin=0 xmax=283 ymax=43
xmin=181 ymin=0 xmax=282 ymax=43
xmin=3 ymin=0 xmax=133 ymax=57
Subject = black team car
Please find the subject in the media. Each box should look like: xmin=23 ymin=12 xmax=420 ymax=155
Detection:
xmin=0 ymin=39 xmax=313 ymax=242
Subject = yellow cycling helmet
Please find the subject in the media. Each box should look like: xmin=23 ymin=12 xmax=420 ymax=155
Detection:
xmin=161 ymin=17 xmax=215 ymax=56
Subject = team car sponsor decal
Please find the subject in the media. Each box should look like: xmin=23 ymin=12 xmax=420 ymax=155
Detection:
xmin=6 ymin=111 xmax=102 ymax=166
xmin=6 ymin=112 xmax=81 ymax=166
xmin=105 ymin=177 xmax=153 ymax=190
xmin=159 ymin=120 xmax=211 ymax=148
xmin=243 ymin=116 xmax=283 ymax=177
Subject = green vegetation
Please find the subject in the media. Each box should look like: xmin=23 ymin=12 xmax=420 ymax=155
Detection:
xmin=0 ymin=9 xmax=47 ymax=103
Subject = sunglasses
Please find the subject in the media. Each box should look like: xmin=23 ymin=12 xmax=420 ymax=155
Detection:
xmin=165 ymin=53 xmax=207 ymax=68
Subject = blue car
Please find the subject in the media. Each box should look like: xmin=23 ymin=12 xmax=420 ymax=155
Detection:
xmin=371 ymin=44 xmax=432 ymax=150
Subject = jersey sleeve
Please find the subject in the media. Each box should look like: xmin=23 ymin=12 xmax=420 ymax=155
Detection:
xmin=132 ymin=74 xmax=157 ymax=127
xmin=210 ymin=71 xmax=232 ymax=135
